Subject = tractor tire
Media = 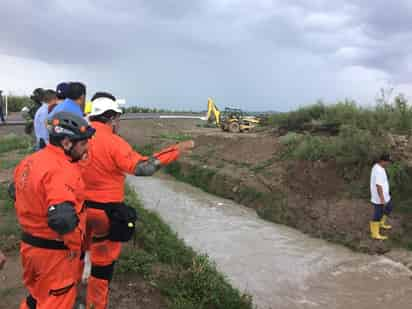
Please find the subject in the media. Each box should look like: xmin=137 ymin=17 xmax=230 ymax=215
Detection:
xmin=228 ymin=122 xmax=240 ymax=133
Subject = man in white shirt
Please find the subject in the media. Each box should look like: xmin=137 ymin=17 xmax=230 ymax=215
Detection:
xmin=33 ymin=90 xmax=57 ymax=150
xmin=370 ymin=153 xmax=393 ymax=240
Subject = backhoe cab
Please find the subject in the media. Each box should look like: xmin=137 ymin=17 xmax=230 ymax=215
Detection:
xmin=205 ymin=98 xmax=260 ymax=133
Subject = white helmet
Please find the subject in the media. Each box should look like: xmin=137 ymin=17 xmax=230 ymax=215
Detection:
xmin=21 ymin=106 xmax=30 ymax=120
xmin=89 ymin=97 xmax=122 ymax=117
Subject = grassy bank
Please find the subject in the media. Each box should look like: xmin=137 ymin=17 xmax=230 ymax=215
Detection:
xmin=269 ymin=96 xmax=412 ymax=134
xmin=272 ymin=101 xmax=412 ymax=219
xmin=0 ymin=182 xmax=20 ymax=252
xmin=164 ymin=160 xmax=412 ymax=253
xmin=0 ymin=134 xmax=31 ymax=154
xmin=119 ymin=185 xmax=253 ymax=309
xmin=0 ymin=133 xmax=252 ymax=308
xmin=0 ymin=134 xmax=30 ymax=252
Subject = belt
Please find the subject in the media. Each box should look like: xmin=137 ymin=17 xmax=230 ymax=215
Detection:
xmin=85 ymin=201 xmax=113 ymax=243
xmin=21 ymin=232 xmax=68 ymax=250
xmin=85 ymin=200 xmax=122 ymax=210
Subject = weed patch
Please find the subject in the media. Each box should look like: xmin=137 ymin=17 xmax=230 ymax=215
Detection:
xmin=0 ymin=134 xmax=31 ymax=154
xmin=165 ymin=162 xmax=216 ymax=193
xmin=0 ymin=182 xmax=19 ymax=251
xmin=251 ymin=156 xmax=278 ymax=173
xmin=0 ymin=159 xmax=21 ymax=170
xmin=133 ymin=143 xmax=156 ymax=156
xmin=269 ymin=96 xmax=412 ymax=135
xmin=255 ymin=192 xmax=288 ymax=223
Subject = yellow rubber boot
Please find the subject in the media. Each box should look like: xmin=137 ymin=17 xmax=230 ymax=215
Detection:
xmin=370 ymin=221 xmax=388 ymax=240
xmin=380 ymin=215 xmax=392 ymax=229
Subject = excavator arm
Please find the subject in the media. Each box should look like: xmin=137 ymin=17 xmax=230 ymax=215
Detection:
xmin=206 ymin=98 xmax=221 ymax=126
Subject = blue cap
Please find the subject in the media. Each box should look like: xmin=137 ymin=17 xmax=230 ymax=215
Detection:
xmin=56 ymin=82 xmax=69 ymax=99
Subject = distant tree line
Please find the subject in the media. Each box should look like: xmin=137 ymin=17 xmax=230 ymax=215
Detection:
xmin=122 ymin=106 xmax=196 ymax=114
xmin=4 ymin=95 xmax=32 ymax=112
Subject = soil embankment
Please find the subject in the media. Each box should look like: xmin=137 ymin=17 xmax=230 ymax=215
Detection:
xmin=119 ymin=119 xmax=412 ymax=254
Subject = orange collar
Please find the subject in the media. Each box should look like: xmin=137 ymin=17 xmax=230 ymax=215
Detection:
xmin=91 ymin=121 xmax=113 ymax=134
xmin=44 ymin=144 xmax=72 ymax=162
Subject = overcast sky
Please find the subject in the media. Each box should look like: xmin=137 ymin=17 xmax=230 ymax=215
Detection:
xmin=1 ymin=0 xmax=412 ymax=111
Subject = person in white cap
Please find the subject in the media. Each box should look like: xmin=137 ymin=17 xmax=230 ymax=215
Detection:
xmin=80 ymin=92 xmax=194 ymax=309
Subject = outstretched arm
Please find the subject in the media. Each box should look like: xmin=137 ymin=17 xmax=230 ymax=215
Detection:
xmin=134 ymin=140 xmax=194 ymax=176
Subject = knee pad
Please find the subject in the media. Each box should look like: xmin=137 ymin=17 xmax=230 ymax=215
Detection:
xmin=91 ymin=263 xmax=115 ymax=282
xmin=26 ymin=295 xmax=37 ymax=309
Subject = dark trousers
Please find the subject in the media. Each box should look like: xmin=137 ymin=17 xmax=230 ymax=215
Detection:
xmin=372 ymin=200 xmax=393 ymax=221
xmin=35 ymin=138 xmax=46 ymax=151
xmin=0 ymin=107 xmax=4 ymax=122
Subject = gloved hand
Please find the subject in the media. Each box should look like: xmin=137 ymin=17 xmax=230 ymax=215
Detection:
xmin=176 ymin=140 xmax=195 ymax=154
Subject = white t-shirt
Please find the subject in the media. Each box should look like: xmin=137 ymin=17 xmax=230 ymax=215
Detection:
xmin=370 ymin=163 xmax=391 ymax=204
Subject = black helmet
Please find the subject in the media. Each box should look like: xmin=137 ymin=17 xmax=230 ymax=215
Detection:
xmin=30 ymin=88 xmax=45 ymax=102
xmin=48 ymin=112 xmax=95 ymax=141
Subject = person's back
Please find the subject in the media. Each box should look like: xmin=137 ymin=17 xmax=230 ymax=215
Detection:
xmin=50 ymin=98 xmax=83 ymax=117
xmin=48 ymin=82 xmax=86 ymax=118
xmin=33 ymin=90 xmax=57 ymax=150
xmin=82 ymin=121 xmax=147 ymax=203
xmin=370 ymin=163 xmax=390 ymax=204
xmin=15 ymin=145 xmax=85 ymax=240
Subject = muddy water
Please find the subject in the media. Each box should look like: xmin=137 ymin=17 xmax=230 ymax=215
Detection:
xmin=127 ymin=177 xmax=412 ymax=309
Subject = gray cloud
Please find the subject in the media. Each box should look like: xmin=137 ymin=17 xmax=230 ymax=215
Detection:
xmin=1 ymin=0 xmax=412 ymax=110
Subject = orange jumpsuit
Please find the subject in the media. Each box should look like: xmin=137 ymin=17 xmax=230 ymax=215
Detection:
xmin=81 ymin=121 xmax=179 ymax=309
xmin=14 ymin=144 xmax=86 ymax=309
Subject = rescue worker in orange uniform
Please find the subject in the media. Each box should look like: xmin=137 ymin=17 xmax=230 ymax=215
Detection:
xmin=14 ymin=112 xmax=95 ymax=309
xmin=81 ymin=93 xmax=194 ymax=309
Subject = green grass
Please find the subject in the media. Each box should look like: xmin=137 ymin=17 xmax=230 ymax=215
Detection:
xmin=165 ymin=162 xmax=216 ymax=194
xmin=269 ymin=96 xmax=412 ymax=135
xmin=133 ymin=143 xmax=156 ymax=156
xmin=0 ymin=182 xmax=14 ymax=211
xmin=118 ymin=185 xmax=252 ymax=309
xmin=0 ymin=182 xmax=20 ymax=251
xmin=278 ymin=127 xmax=389 ymax=180
xmin=16 ymin=147 xmax=33 ymax=156
xmin=255 ymin=192 xmax=289 ymax=224
xmin=0 ymin=159 xmax=21 ymax=170
xmin=0 ymin=134 xmax=31 ymax=154
xmin=251 ymin=156 xmax=278 ymax=173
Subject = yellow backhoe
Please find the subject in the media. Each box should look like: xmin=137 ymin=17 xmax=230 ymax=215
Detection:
xmin=206 ymin=98 xmax=260 ymax=133
xmin=206 ymin=97 xmax=221 ymax=127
